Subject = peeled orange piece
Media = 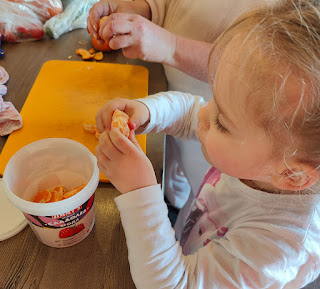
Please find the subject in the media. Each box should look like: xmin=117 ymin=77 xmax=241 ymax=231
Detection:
xmin=63 ymin=184 xmax=86 ymax=199
xmin=49 ymin=186 xmax=66 ymax=202
xmin=83 ymin=123 xmax=98 ymax=134
xmin=32 ymin=184 xmax=86 ymax=203
xmin=111 ymin=109 xmax=130 ymax=137
xmin=32 ymin=189 xmax=51 ymax=203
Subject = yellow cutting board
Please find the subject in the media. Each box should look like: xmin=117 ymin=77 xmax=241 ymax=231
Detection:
xmin=0 ymin=60 xmax=148 ymax=182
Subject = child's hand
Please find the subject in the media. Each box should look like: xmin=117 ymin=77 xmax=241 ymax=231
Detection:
xmin=95 ymin=128 xmax=157 ymax=194
xmin=95 ymin=98 xmax=150 ymax=134
xmin=99 ymin=13 xmax=176 ymax=64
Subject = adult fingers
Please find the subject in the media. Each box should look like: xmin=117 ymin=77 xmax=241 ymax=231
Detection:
xmin=99 ymin=13 xmax=142 ymax=37
xmin=100 ymin=19 xmax=134 ymax=46
xmin=87 ymin=19 xmax=97 ymax=38
xmin=88 ymin=4 xmax=104 ymax=38
xmin=88 ymin=2 xmax=113 ymax=38
xmin=109 ymin=34 xmax=134 ymax=51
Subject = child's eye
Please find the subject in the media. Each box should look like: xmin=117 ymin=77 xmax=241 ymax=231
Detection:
xmin=214 ymin=115 xmax=228 ymax=133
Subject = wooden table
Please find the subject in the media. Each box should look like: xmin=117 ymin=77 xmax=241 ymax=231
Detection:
xmin=0 ymin=29 xmax=166 ymax=289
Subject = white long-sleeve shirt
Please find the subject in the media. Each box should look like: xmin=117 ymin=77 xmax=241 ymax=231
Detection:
xmin=144 ymin=0 xmax=275 ymax=226
xmin=115 ymin=92 xmax=320 ymax=289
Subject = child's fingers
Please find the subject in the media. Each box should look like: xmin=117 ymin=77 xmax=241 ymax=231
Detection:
xmin=128 ymin=108 xmax=146 ymax=130
xmin=99 ymin=131 xmax=123 ymax=160
xmin=96 ymin=107 xmax=112 ymax=133
xmin=95 ymin=144 xmax=108 ymax=167
xmin=109 ymin=127 xmax=141 ymax=155
xmin=128 ymin=130 xmax=143 ymax=152
xmin=95 ymin=112 xmax=105 ymax=133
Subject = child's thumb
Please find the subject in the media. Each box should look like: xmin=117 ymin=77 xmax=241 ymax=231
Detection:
xmin=128 ymin=114 xmax=141 ymax=130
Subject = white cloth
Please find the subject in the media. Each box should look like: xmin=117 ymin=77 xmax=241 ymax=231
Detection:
xmin=145 ymin=0 xmax=271 ymax=212
xmin=115 ymin=92 xmax=320 ymax=289
xmin=0 ymin=101 xmax=22 ymax=136
xmin=0 ymin=66 xmax=22 ymax=136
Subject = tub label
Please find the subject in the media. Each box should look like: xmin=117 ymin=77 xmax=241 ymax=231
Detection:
xmin=24 ymin=194 xmax=95 ymax=229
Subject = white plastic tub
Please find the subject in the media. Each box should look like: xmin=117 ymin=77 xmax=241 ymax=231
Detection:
xmin=2 ymin=138 xmax=99 ymax=248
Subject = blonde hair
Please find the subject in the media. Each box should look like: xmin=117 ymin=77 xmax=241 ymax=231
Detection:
xmin=210 ymin=0 xmax=320 ymax=173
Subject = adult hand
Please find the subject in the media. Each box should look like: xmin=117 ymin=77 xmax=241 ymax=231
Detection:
xmin=87 ymin=0 xmax=117 ymax=40
xmin=99 ymin=13 xmax=176 ymax=64
xmin=87 ymin=0 xmax=151 ymax=45
xmin=96 ymin=128 xmax=157 ymax=193
xmin=95 ymin=98 xmax=150 ymax=134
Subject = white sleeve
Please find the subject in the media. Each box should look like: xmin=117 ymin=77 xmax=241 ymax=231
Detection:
xmin=137 ymin=91 xmax=205 ymax=140
xmin=145 ymin=0 xmax=171 ymax=26
xmin=115 ymin=187 xmax=315 ymax=289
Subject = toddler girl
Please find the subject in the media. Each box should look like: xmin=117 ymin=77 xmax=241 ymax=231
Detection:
xmin=95 ymin=0 xmax=320 ymax=288
xmin=87 ymin=0 xmax=269 ymax=233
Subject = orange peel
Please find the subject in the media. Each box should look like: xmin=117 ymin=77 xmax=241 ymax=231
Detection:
xmin=76 ymin=48 xmax=95 ymax=60
xmin=94 ymin=51 xmax=104 ymax=61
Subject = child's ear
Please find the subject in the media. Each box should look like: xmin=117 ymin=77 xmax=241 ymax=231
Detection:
xmin=271 ymin=161 xmax=319 ymax=192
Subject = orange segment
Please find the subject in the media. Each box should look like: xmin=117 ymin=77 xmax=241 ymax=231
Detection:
xmin=63 ymin=184 xmax=86 ymax=199
xmin=99 ymin=16 xmax=108 ymax=27
xmin=32 ymin=184 xmax=87 ymax=203
xmin=32 ymin=189 xmax=52 ymax=203
xmin=112 ymin=109 xmax=129 ymax=121
xmin=49 ymin=186 xmax=66 ymax=202
xmin=83 ymin=123 xmax=97 ymax=134
xmin=111 ymin=109 xmax=130 ymax=137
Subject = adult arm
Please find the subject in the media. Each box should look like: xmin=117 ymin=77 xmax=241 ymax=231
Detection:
xmin=90 ymin=1 xmax=212 ymax=82
xmin=166 ymin=37 xmax=213 ymax=83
